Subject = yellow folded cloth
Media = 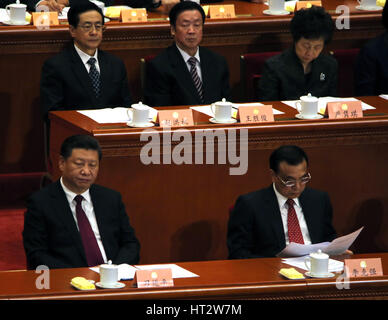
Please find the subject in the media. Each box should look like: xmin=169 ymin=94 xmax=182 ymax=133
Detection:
xmin=26 ymin=12 xmax=31 ymax=23
xmin=105 ymin=6 xmax=127 ymax=19
xmin=71 ymin=277 xmax=96 ymax=290
xmin=285 ymin=3 xmax=296 ymax=12
xmin=279 ymin=268 xmax=305 ymax=279
xmin=377 ymin=0 xmax=386 ymax=7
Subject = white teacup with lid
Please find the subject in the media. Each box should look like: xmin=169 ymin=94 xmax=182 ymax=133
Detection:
xmin=6 ymin=0 xmax=27 ymax=25
xmin=211 ymin=98 xmax=233 ymax=123
xmin=128 ymin=101 xmax=152 ymax=127
xmin=296 ymin=93 xmax=319 ymax=118
xmin=99 ymin=260 xmax=119 ymax=286
xmin=268 ymin=0 xmax=285 ymax=12
xmin=304 ymin=249 xmax=329 ymax=277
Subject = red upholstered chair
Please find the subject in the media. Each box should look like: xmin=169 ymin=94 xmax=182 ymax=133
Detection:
xmin=240 ymin=51 xmax=280 ymax=102
xmin=330 ymin=48 xmax=360 ymax=97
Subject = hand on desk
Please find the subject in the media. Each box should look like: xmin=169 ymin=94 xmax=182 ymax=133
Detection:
xmin=37 ymin=0 xmax=66 ymax=13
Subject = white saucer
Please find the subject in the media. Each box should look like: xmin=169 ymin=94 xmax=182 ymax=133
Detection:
xmin=305 ymin=272 xmax=335 ymax=279
xmin=2 ymin=20 xmax=29 ymax=26
xmin=209 ymin=117 xmax=237 ymax=124
xmin=95 ymin=281 xmax=126 ymax=289
xmin=295 ymin=113 xmax=324 ymax=120
xmin=355 ymin=5 xmax=382 ymax=11
xmin=127 ymin=121 xmax=154 ymax=128
xmin=263 ymin=9 xmax=290 ymax=16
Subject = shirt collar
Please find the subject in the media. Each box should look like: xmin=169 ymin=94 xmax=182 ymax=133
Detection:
xmin=74 ymin=43 xmax=98 ymax=66
xmin=272 ymin=183 xmax=301 ymax=208
xmin=60 ymin=177 xmax=91 ymax=204
xmin=175 ymin=43 xmax=200 ymax=64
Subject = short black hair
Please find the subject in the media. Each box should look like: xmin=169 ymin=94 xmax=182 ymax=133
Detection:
xmin=290 ymin=6 xmax=334 ymax=44
xmin=383 ymin=0 xmax=388 ymax=30
xmin=68 ymin=1 xmax=104 ymax=28
xmin=269 ymin=145 xmax=309 ymax=174
xmin=60 ymin=135 xmax=102 ymax=160
xmin=169 ymin=1 xmax=206 ymax=27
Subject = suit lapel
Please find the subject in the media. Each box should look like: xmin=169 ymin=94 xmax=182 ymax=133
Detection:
xmin=68 ymin=46 xmax=99 ymax=105
xmin=169 ymin=45 xmax=202 ymax=103
xmin=299 ymin=188 xmax=317 ymax=243
xmin=49 ymin=181 xmax=87 ymax=262
xmin=98 ymin=50 xmax=109 ymax=103
xmin=199 ymin=47 xmax=211 ymax=102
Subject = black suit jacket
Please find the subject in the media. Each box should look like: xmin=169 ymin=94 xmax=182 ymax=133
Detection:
xmin=23 ymin=181 xmax=140 ymax=269
xmin=40 ymin=45 xmax=132 ymax=121
xmin=227 ymin=186 xmax=337 ymax=259
xmin=6 ymin=0 xmax=114 ymax=12
xmin=144 ymin=45 xmax=231 ymax=107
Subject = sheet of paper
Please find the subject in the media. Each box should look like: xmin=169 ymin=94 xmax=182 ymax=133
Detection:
xmin=323 ymin=227 xmax=364 ymax=256
xmin=282 ymin=97 xmax=376 ymax=113
xmin=282 ymin=256 xmax=344 ymax=272
xmin=277 ymin=242 xmax=330 ymax=258
xmin=135 ymin=264 xmax=199 ymax=279
xmin=90 ymin=263 xmax=138 ymax=280
xmin=379 ymin=94 xmax=388 ymax=100
xmin=78 ymin=106 xmax=158 ymax=124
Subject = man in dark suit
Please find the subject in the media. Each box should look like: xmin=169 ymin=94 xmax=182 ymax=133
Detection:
xmin=23 ymin=135 xmax=140 ymax=269
xmin=144 ymin=1 xmax=230 ymax=107
xmin=227 ymin=145 xmax=337 ymax=259
xmin=40 ymin=1 xmax=131 ymax=122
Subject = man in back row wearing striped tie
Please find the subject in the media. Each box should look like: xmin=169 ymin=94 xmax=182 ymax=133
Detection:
xmin=144 ymin=1 xmax=231 ymax=107
xmin=40 ymin=1 xmax=132 ymax=124
xmin=227 ymin=145 xmax=338 ymax=259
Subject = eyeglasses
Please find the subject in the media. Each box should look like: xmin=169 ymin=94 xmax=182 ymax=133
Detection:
xmin=79 ymin=23 xmax=105 ymax=32
xmin=277 ymin=172 xmax=311 ymax=188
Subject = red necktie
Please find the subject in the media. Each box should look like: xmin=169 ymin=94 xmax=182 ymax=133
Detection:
xmin=74 ymin=195 xmax=104 ymax=267
xmin=286 ymin=199 xmax=304 ymax=244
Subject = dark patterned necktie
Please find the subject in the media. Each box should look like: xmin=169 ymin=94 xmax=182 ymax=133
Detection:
xmin=74 ymin=195 xmax=104 ymax=267
xmin=286 ymin=199 xmax=305 ymax=244
xmin=87 ymin=57 xmax=101 ymax=98
xmin=188 ymin=57 xmax=204 ymax=103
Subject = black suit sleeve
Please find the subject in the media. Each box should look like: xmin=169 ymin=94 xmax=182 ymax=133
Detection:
xmin=227 ymin=195 xmax=266 ymax=259
xmin=355 ymin=46 xmax=378 ymax=96
xmin=257 ymin=60 xmax=280 ymax=102
xmin=123 ymin=0 xmax=157 ymax=9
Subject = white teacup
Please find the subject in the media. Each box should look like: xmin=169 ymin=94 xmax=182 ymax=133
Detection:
xmin=268 ymin=0 xmax=285 ymax=12
xmin=100 ymin=263 xmax=119 ymax=286
xmin=211 ymin=98 xmax=232 ymax=122
xmin=129 ymin=101 xmax=150 ymax=126
xmin=296 ymin=93 xmax=319 ymax=118
xmin=6 ymin=2 xmax=27 ymax=25
xmin=357 ymin=0 xmax=377 ymax=8
xmin=90 ymin=0 xmax=105 ymax=11
xmin=305 ymin=250 xmax=329 ymax=277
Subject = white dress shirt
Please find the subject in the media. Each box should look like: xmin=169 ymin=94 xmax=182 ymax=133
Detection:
xmin=272 ymin=183 xmax=312 ymax=245
xmin=176 ymin=44 xmax=202 ymax=81
xmin=74 ymin=43 xmax=100 ymax=74
xmin=60 ymin=177 xmax=107 ymax=263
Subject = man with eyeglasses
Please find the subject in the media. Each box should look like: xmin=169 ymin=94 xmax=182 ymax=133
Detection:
xmin=227 ymin=145 xmax=337 ymax=259
xmin=144 ymin=1 xmax=230 ymax=107
xmin=40 ymin=1 xmax=132 ymax=123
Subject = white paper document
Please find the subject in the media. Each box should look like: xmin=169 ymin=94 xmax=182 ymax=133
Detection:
xmin=135 ymin=264 xmax=199 ymax=279
xmin=379 ymin=94 xmax=388 ymax=100
xmin=78 ymin=106 xmax=158 ymax=124
xmin=90 ymin=263 xmax=138 ymax=280
xmin=277 ymin=227 xmax=364 ymax=258
xmin=282 ymin=256 xmax=344 ymax=272
xmin=282 ymin=97 xmax=376 ymax=113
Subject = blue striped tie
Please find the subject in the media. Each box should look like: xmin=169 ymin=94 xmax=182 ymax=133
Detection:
xmin=188 ymin=57 xmax=204 ymax=103
xmin=87 ymin=57 xmax=101 ymax=98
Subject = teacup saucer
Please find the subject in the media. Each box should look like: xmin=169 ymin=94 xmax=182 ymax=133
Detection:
xmin=305 ymin=272 xmax=335 ymax=279
xmin=295 ymin=113 xmax=324 ymax=120
xmin=127 ymin=121 xmax=154 ymax=128
xmin=355 ymin=5 xmax=382 ymax=11
xmin=95 ymin=281 xmax=126 ymax=289
xmin=2 ymin=20 xmax=30 ymax=26
xmin=263 ymin=9 xmax=289 ymax=16
xmin=209 ymin=117 xmax=237 ymax=124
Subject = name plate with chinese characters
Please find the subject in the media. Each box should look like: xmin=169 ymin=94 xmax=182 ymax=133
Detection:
xmin=327 ymin=101 xmax=363 ymax=119
xmin=121 ymin=9 xmax=147 ymax=23
xmin=295 ymin=1 xmax=322 ymax=10
xmin=157 ymin=109 xmax=194 ymax=127
xmin=238 ymin=105 xmax=274 ymax=123
xmin=344 ymin=258 xmax=383 ymax=278
xmin=32 ymin=12 xmax=59 ymax=27
xmin=209 ymin=5 xmax=236 ymax=19
xmin=134 ymin=269 xmax=174 ymax=288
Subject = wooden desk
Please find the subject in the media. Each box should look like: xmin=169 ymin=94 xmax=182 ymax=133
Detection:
xmin=1 ymin=253 xmax=388 ymax=300
xmin=0 ymin=0 xmax=385 ymax=175
xmin=49 ymin=96 xmax=388 ymax=265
